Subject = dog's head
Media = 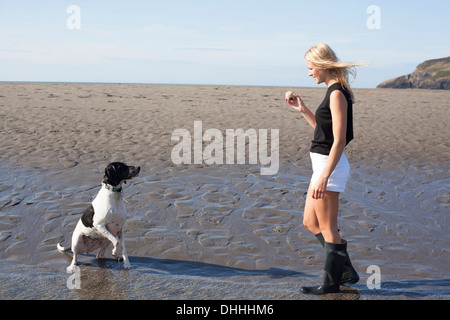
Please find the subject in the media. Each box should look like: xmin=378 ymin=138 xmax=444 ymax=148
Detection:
xmin=103 ymin=162 xmax=140 ymax=187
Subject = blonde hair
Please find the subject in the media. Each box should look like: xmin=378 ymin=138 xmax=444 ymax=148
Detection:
xmin=305 ymin=43 xmax=365 ymax=101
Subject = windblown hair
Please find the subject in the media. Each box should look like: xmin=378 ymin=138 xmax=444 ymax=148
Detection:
xmin=305 ymin=43 xmax=366 ymax=101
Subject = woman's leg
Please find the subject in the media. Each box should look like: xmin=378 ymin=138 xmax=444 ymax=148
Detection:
xmin=314 ymin=190 xmax=341 ymax=244
xmin=301 ymin=190 xmax=348 ymax=294
xmin=302 ymin=185 xmax=321 ymax=235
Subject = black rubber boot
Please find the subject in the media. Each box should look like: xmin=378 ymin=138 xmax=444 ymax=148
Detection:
xmin=315 ymin=232 xmax=359 ymax=285
xmin=301 ymin=241 xmax=347 ymax=295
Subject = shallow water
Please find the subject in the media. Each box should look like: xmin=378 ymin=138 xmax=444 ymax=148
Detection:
xmin=0 ymin=159 xmax=449 ymax=300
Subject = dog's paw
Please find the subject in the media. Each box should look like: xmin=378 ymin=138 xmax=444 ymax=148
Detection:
xmin=123 ymin=262 xmax=132 ymax=270
xmin=112 ymin=247 xmax=119 ymax=258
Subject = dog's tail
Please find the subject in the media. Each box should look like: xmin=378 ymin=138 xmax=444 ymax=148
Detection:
xmin=57 ymin=242 xmax=70 ymax=252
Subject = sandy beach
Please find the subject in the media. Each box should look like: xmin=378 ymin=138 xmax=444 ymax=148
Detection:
xmin=0 ymin=82 xmax=449 ymax=300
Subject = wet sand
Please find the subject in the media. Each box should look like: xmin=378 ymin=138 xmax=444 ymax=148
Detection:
xmin=0 ymin=82 xmax=449 ymax=300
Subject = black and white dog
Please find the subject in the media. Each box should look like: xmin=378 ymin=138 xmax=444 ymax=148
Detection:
xmin=58 ymin=162 xmax=140 ymax=272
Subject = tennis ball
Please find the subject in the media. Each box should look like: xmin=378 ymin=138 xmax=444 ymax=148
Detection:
xmin=285 ymin=91 xmax=295 ymax=102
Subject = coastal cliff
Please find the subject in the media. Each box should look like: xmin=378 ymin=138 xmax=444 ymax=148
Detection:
xmin=377 ymin=57 xmax=450 ymax=89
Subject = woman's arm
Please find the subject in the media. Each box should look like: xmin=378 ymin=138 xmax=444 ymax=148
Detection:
xmin=287 ymin=94 xmax=316 ymax=129
xmin=311 ymin=90 xmax=348 ymax=199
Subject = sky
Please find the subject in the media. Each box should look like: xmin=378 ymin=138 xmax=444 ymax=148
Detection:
xmin=0 ymin=0 xmax=449 ymax=88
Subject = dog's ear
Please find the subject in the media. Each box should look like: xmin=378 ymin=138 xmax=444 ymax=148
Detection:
xmin=103 ymin=162 xmax=129 ymax=186
xmin=103 ymin=163 xmax=120 ymax=186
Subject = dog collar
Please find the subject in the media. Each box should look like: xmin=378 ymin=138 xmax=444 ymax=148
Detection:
xmin=104 ymin=184 xmax=122 ymax=192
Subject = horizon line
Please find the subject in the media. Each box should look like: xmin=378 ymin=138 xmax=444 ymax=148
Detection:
xmin=0 ymin=80 xmax=376 ymax=89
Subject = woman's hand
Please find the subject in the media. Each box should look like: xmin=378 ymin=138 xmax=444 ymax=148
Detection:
xmin=311 ymin=175 xmax=328 ymax=199
xmin=286 ymin=94 xmax=306 ymax=113
xmin=286 ymin=93 xmax=317 ymax=129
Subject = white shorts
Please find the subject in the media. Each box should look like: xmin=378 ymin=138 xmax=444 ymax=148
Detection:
xmin=310 ymin=152 xmax=350 ymax=193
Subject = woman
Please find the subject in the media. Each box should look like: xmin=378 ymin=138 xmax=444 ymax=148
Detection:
xmin=286 ymin=43 xmax=363 ymax=295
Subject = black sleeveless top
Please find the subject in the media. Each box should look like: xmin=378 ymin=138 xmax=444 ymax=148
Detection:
xmin=310 ymin=82 xmax=353 ymax=155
